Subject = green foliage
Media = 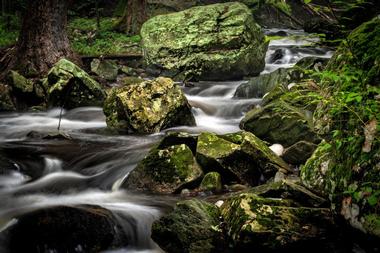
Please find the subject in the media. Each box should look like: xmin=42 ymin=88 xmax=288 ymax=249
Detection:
xmin=68 ymin=17 xmax=141 ymax=56
xmin=0 ymin=15 xmax=20 ymax=47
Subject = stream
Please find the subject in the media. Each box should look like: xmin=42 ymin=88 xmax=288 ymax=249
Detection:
xmin=0 ymin=29 xmax=333 ymax=252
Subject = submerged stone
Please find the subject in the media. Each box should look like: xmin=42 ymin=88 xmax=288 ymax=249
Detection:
xmin=46 ymin=59 xmax=106 ymax=109
xmin=123 ymin=144 xmax=203 ymax=193
xmin=141 ymin=2 xmax=268 ymax=81
xmin=151 ymin=199 xmax=222 ymax=253
xmin=103 ymin=77 xmax=195 ymax=133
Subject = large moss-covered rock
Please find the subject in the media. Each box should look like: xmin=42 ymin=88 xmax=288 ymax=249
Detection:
xmin=5 ymin=205 xmax=126 ymax=253
xmin=45 ymin=59 xmax=106 ymax=109
xmin=141 ymin=2 xmax=268 ymax=81
xmin=196 ymin=131 xmax=289 ymax=186
xmin=123 ymin=144 xmax=203 ymax=193
xmin=221 ymin=193 xmax=334 ymax=251
xmin=151 ymin=199 xmax=222 ymax=253
xmin=240 ymin=100 xmax=319 ymax=147
xmin=104 ymin=77 xmax=195 ymax=133
xmin=90 ymin=59 xmax=119 ymax=81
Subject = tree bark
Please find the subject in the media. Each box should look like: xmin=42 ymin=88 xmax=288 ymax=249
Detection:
xmin=0 ymin=0 xmax=77 ymax=78
xmin=114 ymin=0 xmax=147 ymax=35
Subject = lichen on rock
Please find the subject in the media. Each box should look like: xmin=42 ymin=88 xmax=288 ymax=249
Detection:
xmin=141 ymin=2 xmax=268 ymax=81
xmin=103 ymin=77 xmax=195 ymax=133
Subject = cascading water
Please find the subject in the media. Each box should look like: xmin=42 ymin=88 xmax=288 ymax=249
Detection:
xmin=0 ymin=29 xmax=333 ymax=252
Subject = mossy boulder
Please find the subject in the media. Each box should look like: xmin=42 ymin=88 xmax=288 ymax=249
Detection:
xmin=0 ymin=84 xmax=16 ymax=111
xmin=141 ymin=2 xmax=268 ymax=81
xmin=8 ymin=70 xmax=34 ymax=94
xmin=123 ymin=144 xmax=203 ymax=193
xmin=103 ymin=77 xmax=195 ymax=133
xmin=221 ymin=193 xmax=334 ymax=251
xmin=200 ymin=172 xmax=223 ymax=192
xmin=45 ymin=59 xmax=106 ymax=109
xmin=151 ymin=199 xmax=222 ymax=253
xmin=196 ymin=131 xmax=290 ymax=186
xmin=4 ymin=71 xmax=45 ymax=110
xmin=5 ymin=205 xmax=126 ymax=253
xmin=90 ymin=59 xmax=119 ymax=81
xmin=240 ymin=100 xmax=319 ymax=147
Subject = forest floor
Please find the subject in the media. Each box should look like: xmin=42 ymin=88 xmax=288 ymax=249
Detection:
xmin=0 ymin=16 xmax=141 ymax=56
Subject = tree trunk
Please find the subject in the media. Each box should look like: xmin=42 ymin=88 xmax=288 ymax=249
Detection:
xmin=0 ymin=0 xmax=77 ymax=78
xmin=114 ymin=0 xmax=147 ymax=35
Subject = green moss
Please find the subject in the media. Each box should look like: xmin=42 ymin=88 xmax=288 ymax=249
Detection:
xmin=152 ymin=199 xmax=221 ymax=253
xmin=123 ymin=144 xmax=203 ymax=193
xmin=141 ymin=2 xmax=267 ymax=80
xmin=200 ymin=172 xmax=222 ymax=192
xmin=46 ymin=59 xmax=106 ymax=109
xmin=104 ymin=77 xmax=195 ymax=133
xmin=68 ymin=17 xmax=141 ymax=56
xmin=0 ymin=15 xmax=20 ymax=47
xmin=196 ymin=131 xmax=289 ymax=186
xmin=221 ymin=193 xmax=333 ymax=250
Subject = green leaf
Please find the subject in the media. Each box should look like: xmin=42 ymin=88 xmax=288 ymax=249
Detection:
xmin=367 ymin=195 xmax=378 ymax=207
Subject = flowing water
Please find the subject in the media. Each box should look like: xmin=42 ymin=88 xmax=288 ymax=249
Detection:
xmin=0 ymin=30 xmax=334 ymax=252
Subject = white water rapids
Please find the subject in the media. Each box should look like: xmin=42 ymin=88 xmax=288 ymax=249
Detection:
xmin=0 ymin=29 xmax=333 ymax=252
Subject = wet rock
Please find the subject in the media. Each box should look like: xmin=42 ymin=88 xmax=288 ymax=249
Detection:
xmin=45 ymin=59 xmax=106 ymax=109
xmin=0 ymin=84 xmax=15 ymax=111
xmin=120 ymin=76 xmax=144 ymax=86
xmin=8 ymin=70 xmax=34 ymax=94
xmin=282 ymin=141 xmax=318 ymax=165
xmin=196 ymin=131 xmax=290 ymax=186
xmin=295 ymin=56 xmax=328 ymax=71
xmin=151 ymin=199 xmax=222 ymax=253
xmin=157 ymin=132 xmax=198 ymax=155
xmin=234 ymin=68 xmax=289 ymax=98
xmin=123 ymin=144 xmax=203 ymax=194
xmin=5 ymin=205 xmax=126 ymax=253
xmin=141 ymin=2 xmax=268 ymax=81
xmin=268 ymin=48 xmax=285 ymax=64
xmin=103 ymin=77 xmax=195 ymax=133
xmin=200 ymin=172 xmax=222 ymax=192
xmin=221 ymin=193 xmax=334 ymax=251
xmin=120 ymin=66 xmax=137 ymax=76
xmin=5 ymin=71 xmax=45 ymax=110
xmin=90 ymin=59 xmax=119 ymax=81
xmin=240 ymin=100 xmax=319 ymax=147
xmin=251 ymin=180 xmax=327 ymax=208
